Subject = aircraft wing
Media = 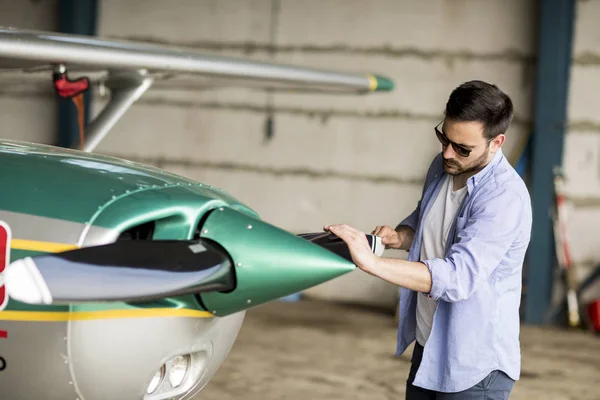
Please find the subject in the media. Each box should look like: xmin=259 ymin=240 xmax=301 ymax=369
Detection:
xmin=0 ymin=27 xmax=393 ymax=94
xmin=0 ymin=27 xmax=394 ymax=151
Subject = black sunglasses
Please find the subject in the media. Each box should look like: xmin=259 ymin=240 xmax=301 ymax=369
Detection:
xmin=434 ymin=121 xmax=472 ymax=157
xmin=434 ymin=120 xmax=494 ymax=158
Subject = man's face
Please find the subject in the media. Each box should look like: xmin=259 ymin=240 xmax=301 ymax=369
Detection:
xmin=435 ymin=119 xmax=504 ymax=176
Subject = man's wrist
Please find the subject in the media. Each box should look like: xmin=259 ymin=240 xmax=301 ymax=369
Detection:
xmin=364 ymin=253 xmax=383 ymax=276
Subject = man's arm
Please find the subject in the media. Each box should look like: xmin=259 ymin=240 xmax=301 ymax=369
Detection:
xmin=422 ymin=187 xmax=528 ymax=302
xmin=370 ymin=256 xmax=431 ymax=293
xmin=325 ymin=224 xmax=431 ymax=292
xmin=326 ymin=186 xmax=529 ymax=301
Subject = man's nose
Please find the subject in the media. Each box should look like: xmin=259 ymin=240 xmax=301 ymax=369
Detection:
xmin=443 ymin=144 xmax=455 ymax=159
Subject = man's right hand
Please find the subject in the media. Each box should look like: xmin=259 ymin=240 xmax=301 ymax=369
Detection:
xmin=371 ymin=225 xmax=414 ymax=251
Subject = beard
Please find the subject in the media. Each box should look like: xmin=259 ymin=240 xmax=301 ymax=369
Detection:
xmin=443 ymin=149 xmax=490 ymax=176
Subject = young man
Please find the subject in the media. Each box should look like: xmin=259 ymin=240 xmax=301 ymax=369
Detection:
xmin=325 ymin=80 xmax=532 ymax=399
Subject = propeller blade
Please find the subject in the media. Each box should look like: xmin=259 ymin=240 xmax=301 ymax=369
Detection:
xmin=4 ymin=239 xmax=234 ymax=305
xmin=297 ymin=231 xmax=384 ymax=261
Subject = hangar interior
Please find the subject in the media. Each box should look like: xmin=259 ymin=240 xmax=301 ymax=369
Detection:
xmin=0 ymin=1 xmax=599 ymax=399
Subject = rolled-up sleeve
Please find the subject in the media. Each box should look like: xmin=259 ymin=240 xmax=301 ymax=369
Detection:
xmin=422 ymin=187 xmax=527 ymax=302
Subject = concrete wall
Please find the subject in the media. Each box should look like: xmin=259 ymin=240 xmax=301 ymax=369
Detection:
xmin=0 ymin=0 xmax=57 ymax=144
xmin=93 ymin=0 xmax=536 ymax=310
xmin=563 ymin=0 xmax=600 ymax=307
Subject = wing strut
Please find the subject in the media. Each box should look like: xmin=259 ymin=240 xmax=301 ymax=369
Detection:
xmin=83 ymin=70 xmax=153 ymax=152
xmin=51 ymin=65 xmax=153 ymax=153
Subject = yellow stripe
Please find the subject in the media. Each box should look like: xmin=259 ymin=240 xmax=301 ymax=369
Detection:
xmin=367 ymin=74 xmax=378 ymax=91
xmin=11 ymin=239 xmax=79 ymax=253
xmin=0 ymin=308 xmax=214 ymax=322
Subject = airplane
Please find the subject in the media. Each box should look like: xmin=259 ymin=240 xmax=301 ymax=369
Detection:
xmin=0 ymin=28 xmax=392 ymax=400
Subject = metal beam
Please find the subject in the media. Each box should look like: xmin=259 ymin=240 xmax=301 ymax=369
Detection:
xmin=83 ymin=71 xmax=153 ymax=152
xmin=56 ymin=0 xmax=98 ymax=148
xmin=524 ymin=0 xmax=576 ymax=324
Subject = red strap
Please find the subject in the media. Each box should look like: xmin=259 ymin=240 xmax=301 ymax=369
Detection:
xmin=71 ymin=93 xmax=85 ymax=150
xmin=52 ymin=72 xmax=89 ymax=149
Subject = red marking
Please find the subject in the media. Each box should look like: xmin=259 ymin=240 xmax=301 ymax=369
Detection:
xmin=0 ymin=331 xmax=6 ymax=339
xmin=53 ymin=72 xmax=89 ymax=99
xmin=0 ymin=222 xmax=8 ymax=270
xmin=52 ymin=71 xmax=88 ymax=150
xmin=0 ymin=221 xmax=11 ymax=312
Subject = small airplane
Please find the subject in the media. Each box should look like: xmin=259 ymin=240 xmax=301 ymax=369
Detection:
xmin=0 ymin=28 xmax=391 ymax=400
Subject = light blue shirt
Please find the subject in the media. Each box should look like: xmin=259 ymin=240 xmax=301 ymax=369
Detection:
xmin=396 ymin=149 xmax=532 ymax=393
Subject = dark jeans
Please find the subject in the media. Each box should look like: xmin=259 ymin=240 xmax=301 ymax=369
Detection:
xmin=406 ymin=343 xmax=515 ymax=400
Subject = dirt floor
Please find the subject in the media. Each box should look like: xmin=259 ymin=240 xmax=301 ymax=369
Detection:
xmin=197 ymin=299 xmax=600 ymax=400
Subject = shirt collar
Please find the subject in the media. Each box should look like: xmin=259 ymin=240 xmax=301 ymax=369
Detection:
xmin=467 ymin=148 xmax=504 ymax=189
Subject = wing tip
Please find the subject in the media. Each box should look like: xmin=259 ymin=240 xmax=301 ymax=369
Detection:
xmin=368 ymin=74 xmax=394 ymax=92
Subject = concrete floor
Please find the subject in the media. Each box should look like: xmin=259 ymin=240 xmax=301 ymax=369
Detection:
xmin=198 ymin=299 xmax=600 ymax=400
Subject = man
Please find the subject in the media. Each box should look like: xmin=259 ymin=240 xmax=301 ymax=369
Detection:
xmin=325 ymin=80 xmax=532 ymax=399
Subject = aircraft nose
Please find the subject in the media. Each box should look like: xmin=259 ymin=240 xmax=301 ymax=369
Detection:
xmin=196 ymin=207 xmax=356 ymax=316
xmin=3 ymin=206 xmax=357 ymax=315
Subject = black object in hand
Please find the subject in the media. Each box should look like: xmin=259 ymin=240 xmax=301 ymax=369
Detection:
xmin=297 ymin=231 xmax=383 ymax=263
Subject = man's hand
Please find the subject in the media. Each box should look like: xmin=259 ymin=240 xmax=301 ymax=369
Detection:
xmin=323 ymin=224 xmax=377 ymax=273
xmin=324 ymin=223 xmax=432 ymax=293
xmin=372 ymin=225 xmax=401 ymax=249
xmin=372 ymin=225 xmax=414 ymax=250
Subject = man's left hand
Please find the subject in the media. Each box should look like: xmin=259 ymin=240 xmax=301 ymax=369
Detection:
xmin=323 ymin=224 xmax=377 ymax=273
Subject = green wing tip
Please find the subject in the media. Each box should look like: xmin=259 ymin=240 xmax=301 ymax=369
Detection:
xmin=370 ymin=74 xmax=394 ymax=92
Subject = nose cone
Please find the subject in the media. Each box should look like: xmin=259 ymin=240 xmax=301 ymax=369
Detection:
xmin=197 ymin=207 xmax=356 ymax=316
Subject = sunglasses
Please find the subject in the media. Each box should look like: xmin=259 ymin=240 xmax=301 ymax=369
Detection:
xmin=434 ymin=121 xmax=472 ymax=157
xmin=434 ymin=120 xmax=492 ymax=158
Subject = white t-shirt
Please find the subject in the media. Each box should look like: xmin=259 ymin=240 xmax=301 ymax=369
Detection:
xmin=416 ymin=174 xmax=467 ymax=346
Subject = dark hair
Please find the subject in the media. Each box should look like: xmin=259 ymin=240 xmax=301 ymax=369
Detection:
xmin=444 ymin=80 xmax=514 ymax=139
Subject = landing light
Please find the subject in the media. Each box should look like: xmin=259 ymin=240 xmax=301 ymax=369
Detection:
xmin=167 ymin=355 xmax=190 ymax=388
xmin=147 ymin=364 xmax=166 ymax=394
xmin=144 ymin=351 xmax=209 ymax=399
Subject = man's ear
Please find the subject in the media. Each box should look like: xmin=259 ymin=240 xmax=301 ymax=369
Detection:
xmin=491 ymin=134 xmax=505 ymax=153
